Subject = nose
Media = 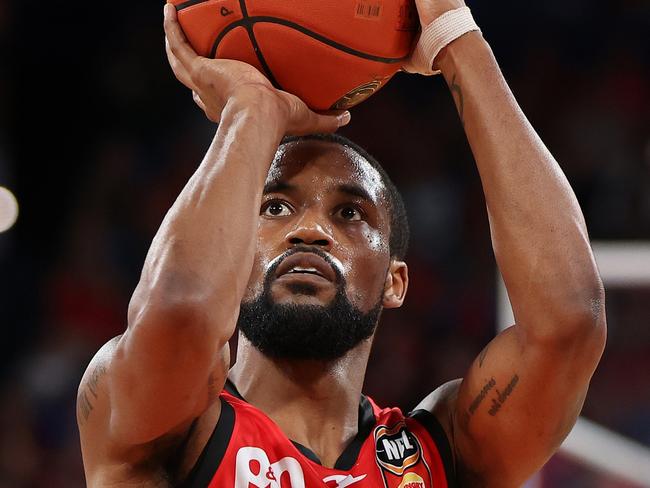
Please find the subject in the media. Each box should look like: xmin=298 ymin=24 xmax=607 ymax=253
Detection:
xmin=284 ymin=211 xmax=333 ymax=250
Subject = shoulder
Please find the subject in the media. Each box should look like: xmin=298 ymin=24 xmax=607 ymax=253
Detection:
xmin=368 ymin=386 xmax=461 ymax=488
xmin=413 ymin=378 xmax=462 ymax=431
xmin=77 ymin=336 xmax=120 ymax=431
xmin=77 ymin=336 xmax=123 ymax=485
xmin=367 ymin=380 xmax=462 ymax=438
xmin=414 ymin=379 xmax=462 ymax=411
xmin=411 ymin=380 xmax=463 ymax=474
xmin=78 ymin=336 xmax=217 ymax=486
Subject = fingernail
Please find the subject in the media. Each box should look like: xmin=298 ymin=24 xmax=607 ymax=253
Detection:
xmin=164 ymin=3 xmax=172 ymax=18
xmin=337 ymin=111 xmax=351 ymax=126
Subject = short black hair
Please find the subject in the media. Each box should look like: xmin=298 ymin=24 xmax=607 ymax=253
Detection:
xmin=280 ymin=133 xmax=409 ymax=260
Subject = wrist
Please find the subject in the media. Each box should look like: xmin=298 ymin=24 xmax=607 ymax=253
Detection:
xmin=418 ymin=1 xmax=467 ymax=26
xmin=403 ymin=6 xmax=481 ymax=76
xmin=435 ymin=31 xmax=490 ymax=78
xmin=224 ymin=86 xmax=288 ymax=140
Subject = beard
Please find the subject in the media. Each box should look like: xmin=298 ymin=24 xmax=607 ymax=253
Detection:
xmin=237 ymin=247 xmax=383 ymax=361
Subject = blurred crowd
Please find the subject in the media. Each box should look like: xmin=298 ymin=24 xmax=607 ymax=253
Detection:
xmin=1 ymin=0 xmax=649 ymax=486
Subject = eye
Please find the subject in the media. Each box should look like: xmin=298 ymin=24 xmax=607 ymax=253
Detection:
xmin=336 ymin=205 xmax=363 ymax=222
xmin=261 ymin=200 xmax=292 ymax=217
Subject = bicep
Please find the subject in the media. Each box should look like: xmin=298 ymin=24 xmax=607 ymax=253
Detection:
xmin=110 ymin=319 xmax=230 ymax=444
xmin=79 ymin=319 xmax=230 ymax=449
xmin=452 ymin=323 xmax=604 ymax=485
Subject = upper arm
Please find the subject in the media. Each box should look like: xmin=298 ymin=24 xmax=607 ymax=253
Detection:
xmin=438 ymin=321 xmax=605 ymax=486
xmin=78 ymin=337 xmax=122 ymax=483
xmin=108 ymin=303 xmax=231 ymax=445
xmin=78 ymin=311 xmax=231 ymax=453
xmin=77 ymin=335 xmax=226 ymax=485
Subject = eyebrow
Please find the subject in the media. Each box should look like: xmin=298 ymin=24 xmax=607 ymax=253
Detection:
xmin=335 ymin=183 xmax=375 ymax=204
xmin=262 ymin=180 xmax=375 ymax=204
xmin=263 ymin=180 xmax=295 ymax=195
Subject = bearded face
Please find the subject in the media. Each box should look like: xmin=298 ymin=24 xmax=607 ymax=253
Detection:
xmin=237 ymin=140 xmax=406 ymax=361
xmin=238 ymin=246 xmax=383 ymax=360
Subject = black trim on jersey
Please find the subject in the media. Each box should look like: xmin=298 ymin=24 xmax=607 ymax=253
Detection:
xmin=289 ymin=394 xmax=376 ymax=470
xmin=292 ymin=441 xmax=323 ymax=465
xmin=167 ymin=417 xmax=199 ymax=483
xmin=224 ymin=378 xmax=244 ymax=400
xmin=179 ymin=398 xmax=236 ymax=488
xmin=334 ymin=395 xmax=375 ymax=470
xmin=225 ymin=378 xmax=376 ymax=470
xmin=409 ymin=409 xmax=458 ymax=488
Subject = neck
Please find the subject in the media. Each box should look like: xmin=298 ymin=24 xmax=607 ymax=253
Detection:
xmin=229 ymin=334 xmax=373 ymax=467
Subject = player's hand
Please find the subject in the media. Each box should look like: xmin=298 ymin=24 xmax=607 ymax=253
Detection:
xmin=163 ymin=4 xmax=349 ymax=135
xmin=413 ymin=0 xmax=466 ymax=26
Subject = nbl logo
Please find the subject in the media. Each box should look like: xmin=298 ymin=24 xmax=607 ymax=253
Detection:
xmin=374 ymin=423 xmax=421 ymax=476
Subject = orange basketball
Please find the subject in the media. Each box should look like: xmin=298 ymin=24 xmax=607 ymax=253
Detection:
xmin=169 ymin=0 xmax=418 ymax=110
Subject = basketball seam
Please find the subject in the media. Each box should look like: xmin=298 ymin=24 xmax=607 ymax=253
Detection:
xmin=175 ymin=0 xmax=209 ymax=11
xmin=210 ymin=17 xmax=408 ymax=65
xmin=238 ymin=0 xmax=283 ymax=89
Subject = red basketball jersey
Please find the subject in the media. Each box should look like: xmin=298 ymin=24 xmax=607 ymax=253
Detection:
xmin=181 ymin=381 xmax=456 ymax=487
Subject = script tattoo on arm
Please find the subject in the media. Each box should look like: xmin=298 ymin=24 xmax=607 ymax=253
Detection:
xmin=449 ymin=73 xmax=465 ymax=126
xmin=478 ymin=343 xmax=490 ymax=368
xmin=468 ymin=377 xmax=496 ymax=416
xmin=461 ymin=376 xmax=496 ymax=429
xmin=77 ymin=364 xmax=107 ymax=426
xmin=488 ymin=374 xmax=519 ymax=416
xmin=461 ymin=373 xmax=520 ymax=427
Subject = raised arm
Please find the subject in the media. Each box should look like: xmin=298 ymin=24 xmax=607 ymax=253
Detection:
xmin=414 ymin=4 xmax=606 ymax=486
xmin=77 ymin=4 xmax=347 ymax=454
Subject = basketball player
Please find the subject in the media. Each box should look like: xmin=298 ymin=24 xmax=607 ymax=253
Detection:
xmin=77 ymin=1 xmax=607 ymax=486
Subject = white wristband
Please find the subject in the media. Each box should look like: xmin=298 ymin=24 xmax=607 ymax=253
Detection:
xmin=403 ymin=6 xmax=481 ymax=76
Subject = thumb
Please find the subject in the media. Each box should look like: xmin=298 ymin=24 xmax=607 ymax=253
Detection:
xmin=280 ymin=92 xmax=351 ymax=135
xmin=287 ymin=108 xmax=351 ymax=136
xmin=298 ymin=110 xmax=351 ymax=136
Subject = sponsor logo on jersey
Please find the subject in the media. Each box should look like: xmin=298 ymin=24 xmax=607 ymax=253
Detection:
xmin=398 ymin=472 xmax=425 ymax=488
xmin=323 ymin=473 xmax=368 ymax=487
xmin=374 ymin=422 xmax=420 ymax=476
xmin=235 ymin=446 xmax=305 ymax=488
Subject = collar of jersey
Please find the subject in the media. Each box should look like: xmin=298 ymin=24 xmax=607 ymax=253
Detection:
xmin=224 ymin=378 xmax=376 ymax=470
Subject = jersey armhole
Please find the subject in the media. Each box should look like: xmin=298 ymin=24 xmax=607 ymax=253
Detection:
xmin=409 ymin=409 xmax=458 ymax=488
xmin=179 ymin=397 xmax=236 ymax=487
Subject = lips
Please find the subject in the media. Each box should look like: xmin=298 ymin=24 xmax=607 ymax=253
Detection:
xmin=275 ymin=252 xmax=337 ymax=283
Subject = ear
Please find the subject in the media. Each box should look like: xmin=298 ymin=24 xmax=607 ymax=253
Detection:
xmin=382 ymin=260 xmax=408 ymax=309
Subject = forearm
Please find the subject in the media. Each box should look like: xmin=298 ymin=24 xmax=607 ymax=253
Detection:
xmin=130 ymin=93 xmax=285 ymax=340
xmin=438 ymin=33 xmax=603 ymax=335
xmin=106 ymin=95 xmax=285 ymax=443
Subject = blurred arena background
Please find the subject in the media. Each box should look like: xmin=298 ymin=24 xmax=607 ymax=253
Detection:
xmin=1 ymin=0 xmax=649 ymax=486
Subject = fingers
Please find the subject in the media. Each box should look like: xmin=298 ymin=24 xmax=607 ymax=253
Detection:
xmin=165 ymin=39 xmax=195 ymax=90
xmin=162 ymin=14 xmax=348 ymax=134
xmin=281 ymin=93 xmax=351 ymax=135
xmin=288 ymin=110 xmax=351 ymax=135
xmin=163 ymin=3 xmax=199 ymax=72
xmin=192 ymin=91 xmax=207 ymax=112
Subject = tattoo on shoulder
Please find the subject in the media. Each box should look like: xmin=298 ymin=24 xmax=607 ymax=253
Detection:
xmin=77 ymin=364 xmax=107 ymax=426
xmin=449 ymin=73 xmax=465 ymax=126
xmin=478 ymin=343 xmax=490 ymax=368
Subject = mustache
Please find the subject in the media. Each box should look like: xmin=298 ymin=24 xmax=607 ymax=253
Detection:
xmin=265 ymin=246 xmax=344 ymax=285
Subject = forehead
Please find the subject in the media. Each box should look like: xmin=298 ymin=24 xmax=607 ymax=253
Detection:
xmin=267 ymin=140 xmax=386 ymax=202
